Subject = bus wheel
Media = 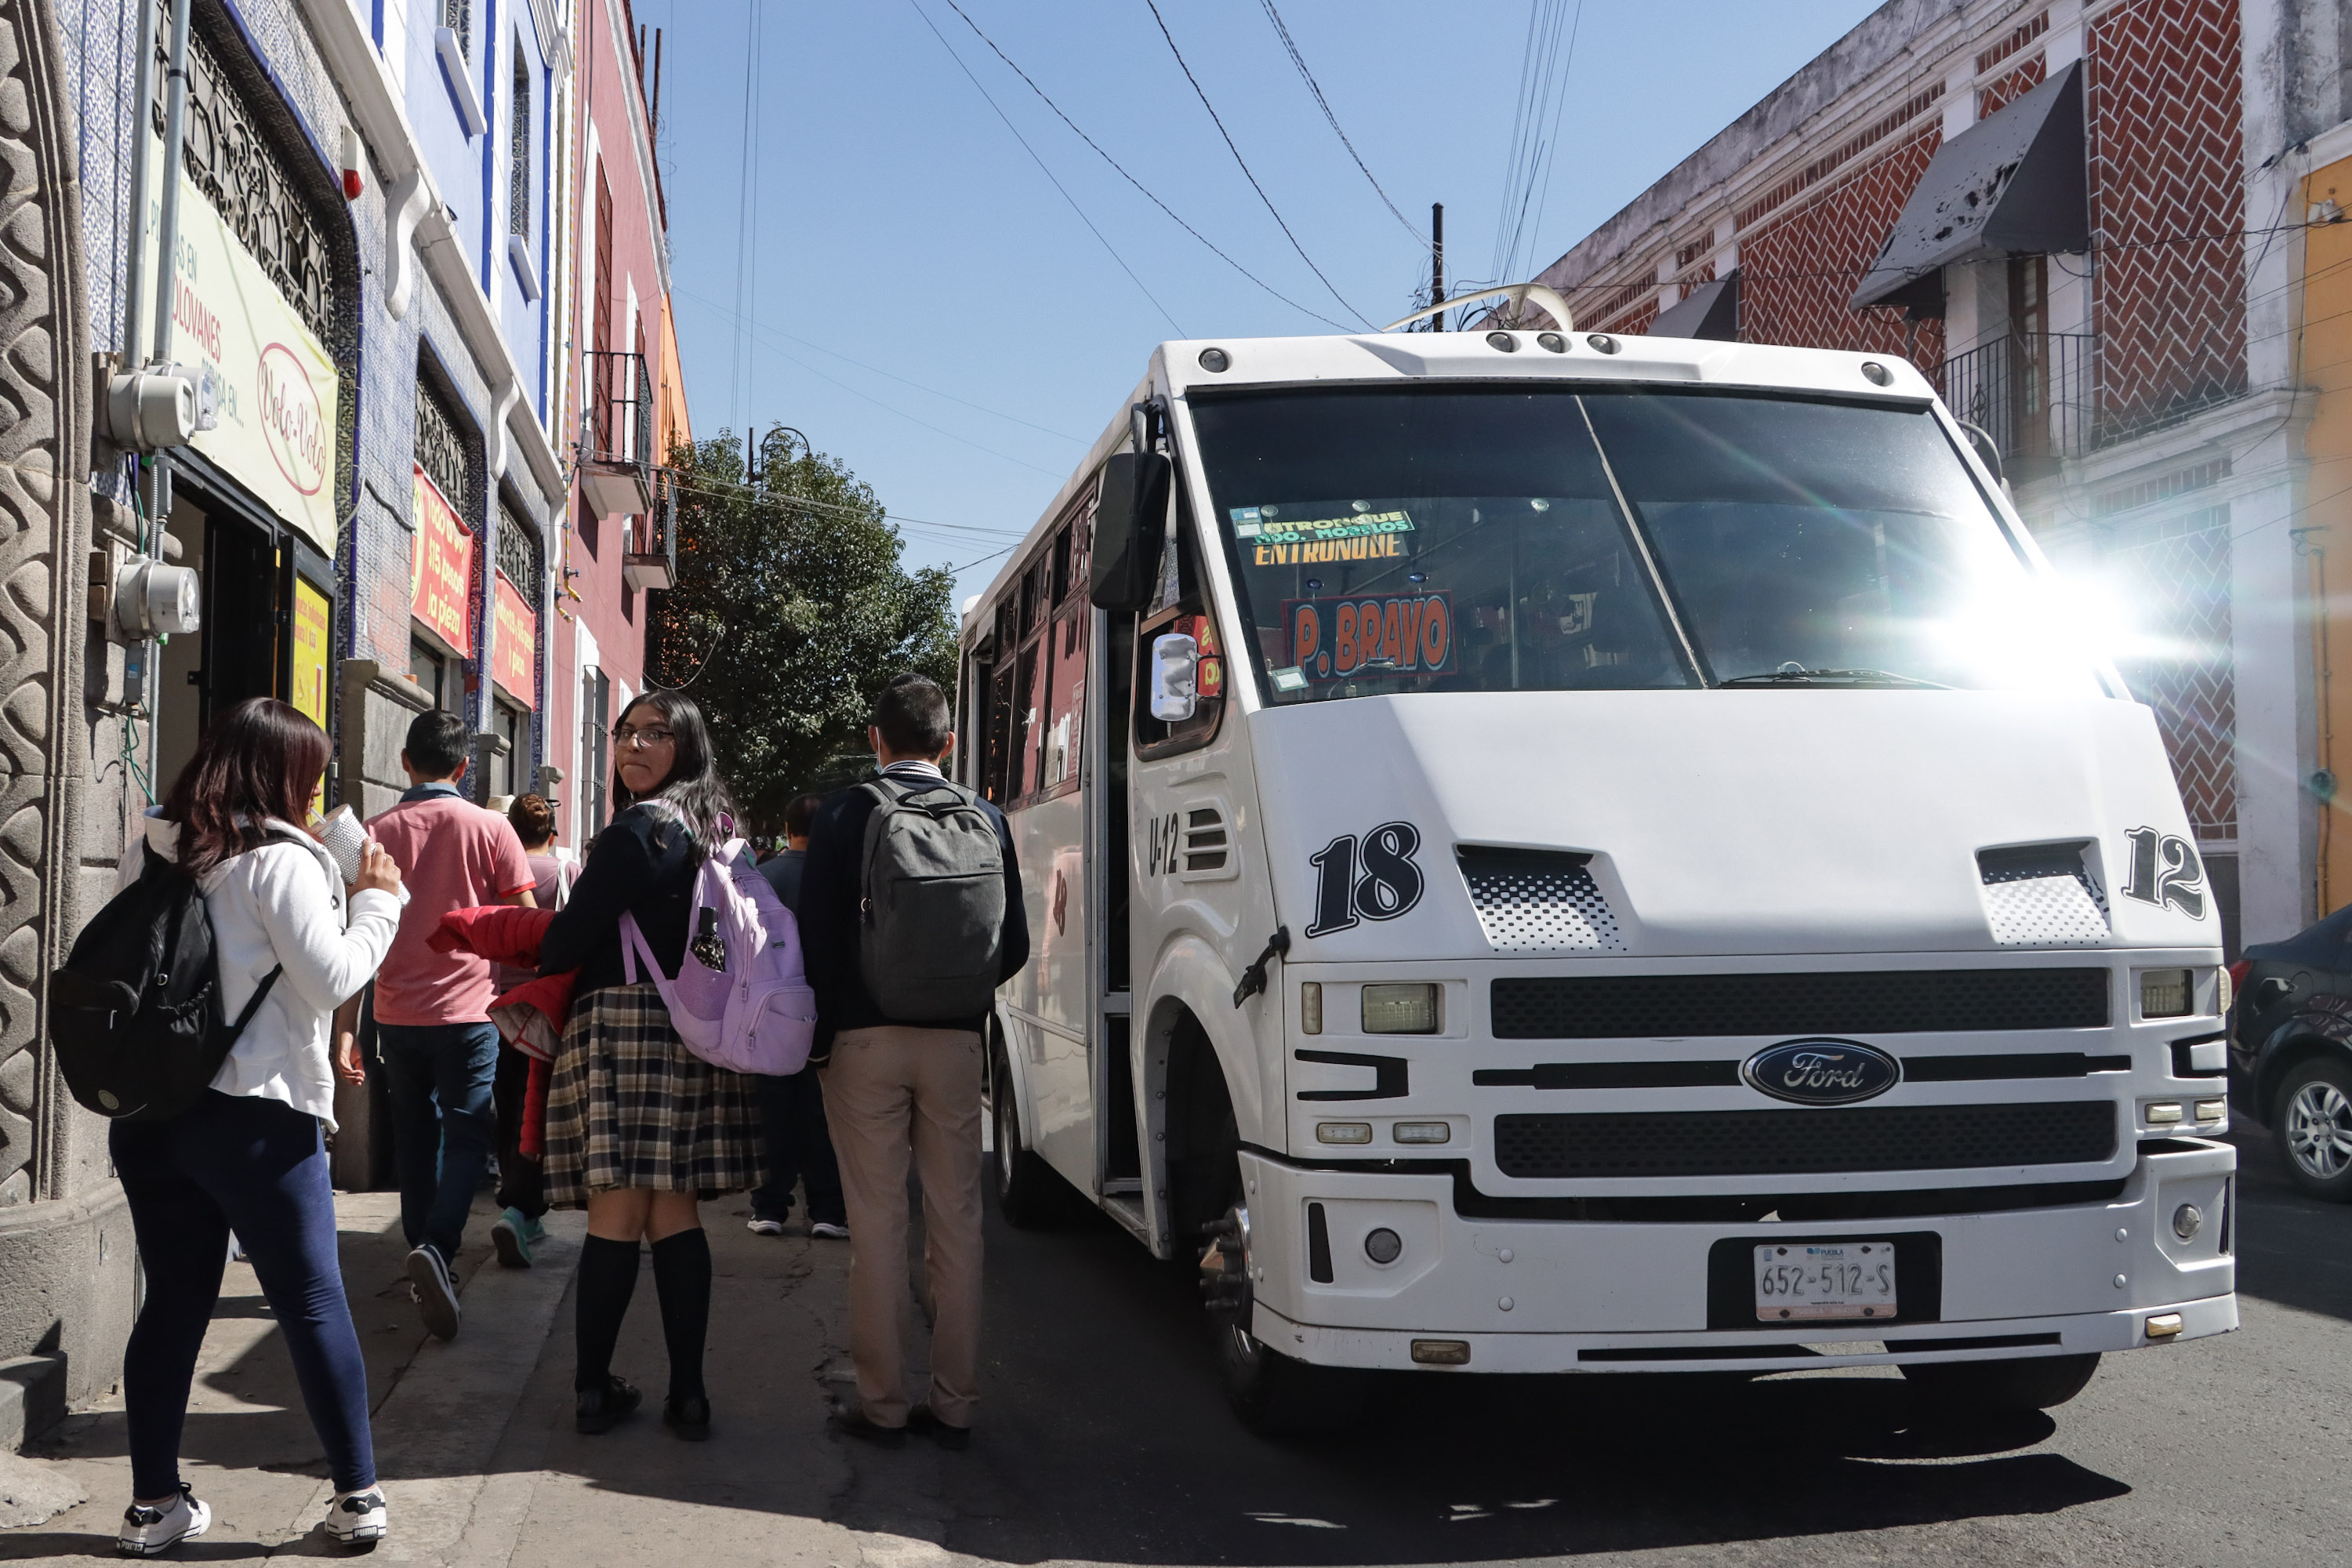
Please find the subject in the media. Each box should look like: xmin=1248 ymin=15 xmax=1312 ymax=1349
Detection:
xmin=1901 ymin=1352 xmax=2100 ymax=1414
xmin=990 ymin=1039 xmax=1060 ymax=1229
xmin=1203 ymin=1200 xmax=1369 ymax=1436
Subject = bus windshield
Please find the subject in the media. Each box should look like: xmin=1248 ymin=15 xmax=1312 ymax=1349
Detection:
xmin=1189 ymin=387 xmax=2106 ymax=702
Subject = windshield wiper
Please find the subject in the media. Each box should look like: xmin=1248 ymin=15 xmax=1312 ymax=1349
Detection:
xmin=1718 ymin=666 xmax=1951 ymax=689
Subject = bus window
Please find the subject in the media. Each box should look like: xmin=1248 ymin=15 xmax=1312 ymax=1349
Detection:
xmin=1011 ymin=637 xmax=1044 ymax=800
xmin=1037 ymin=599 xmax=1087 ymax=791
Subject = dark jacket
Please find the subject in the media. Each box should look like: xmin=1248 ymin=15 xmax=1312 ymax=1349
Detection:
xmin=539 ymin=804 xmax=697 ymax=996
xmin=799 ymin=764 xmax=1028 ymax=1061
xmin=758 ymin=847 xmax=807 ymax=916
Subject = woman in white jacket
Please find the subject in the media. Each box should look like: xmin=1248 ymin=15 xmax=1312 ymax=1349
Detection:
xmin=109 ymin=699 xmax=405 ymax=1557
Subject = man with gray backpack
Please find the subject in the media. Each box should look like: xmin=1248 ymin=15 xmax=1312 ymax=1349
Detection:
xmin=799 ymin=673 xmax=1029 ymax=1450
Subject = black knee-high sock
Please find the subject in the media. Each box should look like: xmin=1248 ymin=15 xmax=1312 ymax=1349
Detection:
xmin=575 ymin=1236 xmax=641 ymax=1392
xmin=649 ymin=1229 xmax=711 ymax=1403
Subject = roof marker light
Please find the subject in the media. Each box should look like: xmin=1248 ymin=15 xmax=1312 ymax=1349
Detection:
xmin=1199 ymin=347 xmax=1230 ymax=372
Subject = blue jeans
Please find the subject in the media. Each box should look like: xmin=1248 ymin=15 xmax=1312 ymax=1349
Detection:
xmin=376 ymin=1020 xmax=499 ymax=1261
xmin=113 ymin=1092 xmax=376 ymax=1497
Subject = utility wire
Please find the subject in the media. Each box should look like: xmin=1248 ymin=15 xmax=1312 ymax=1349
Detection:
xmin=1521 ymin=0 xmax=1585 ymax=279
xmin=1142 ymin=0 xmax=1374 ymax=328
xmin=935 ymin=0 xmax=1350 ymax=331
xmin=1256 ymin=1 xmax=1421 ymax=246
xmin=908 ymin=0 xmax=1185 ymax=335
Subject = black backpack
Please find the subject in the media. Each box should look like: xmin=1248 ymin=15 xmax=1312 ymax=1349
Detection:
xmin=48 ymin=832 xmax=295 ymax=1123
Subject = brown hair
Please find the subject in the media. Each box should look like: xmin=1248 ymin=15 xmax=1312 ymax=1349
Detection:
xmin=160 ymin=698 xmax=332 ymax=878
xmin=507 ymin=792 xmax=557 ymax=848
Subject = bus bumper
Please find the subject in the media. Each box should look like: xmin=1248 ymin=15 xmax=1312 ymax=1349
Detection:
xmin=1238 ymin=1138 xmax=2237 ymax=1374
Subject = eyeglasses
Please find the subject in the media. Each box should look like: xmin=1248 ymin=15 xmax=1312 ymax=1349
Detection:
xmin=612 ymin=726 xmax=676 ymax=749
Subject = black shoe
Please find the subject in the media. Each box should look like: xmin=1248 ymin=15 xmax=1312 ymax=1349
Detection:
xmin=662 ymin=1392 xmax=712 ymax=1440
xmin=907 ymin=1403 xmax=971 ymax=1450
xmin=826 ymin=1406 xmax=906 ymax=1448
xmin=575 ymin=1375 xmax=641 ymax=1435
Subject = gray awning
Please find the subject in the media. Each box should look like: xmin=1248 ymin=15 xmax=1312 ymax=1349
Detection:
xmin=1851 ymin=60 xmax=2087 ymax=311
xmin=1650 ymin=270 xmax=1740 ymax=339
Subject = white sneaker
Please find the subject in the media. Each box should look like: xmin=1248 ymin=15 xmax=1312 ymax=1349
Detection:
xmin=117 ymin=1484 xmax=210 ymax=1555
xmin=810 ymin=1221 xmax=850 ymax=1240
xmin=745 ymin=1217 xmax=786 ymax=1237
xmin=324 ymin=1488 xmax=387 ymax=1548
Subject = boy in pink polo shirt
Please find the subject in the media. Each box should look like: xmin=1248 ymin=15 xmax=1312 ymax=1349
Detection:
xmin=360 ymin=710 xmax=535 ymax=1340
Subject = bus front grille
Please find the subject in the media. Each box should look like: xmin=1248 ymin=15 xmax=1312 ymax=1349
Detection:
xmin=1493 ymin=1101 xmax=2118 ymax=1179
xmin=1490 ymin=968 xmax=2110 ymax=1039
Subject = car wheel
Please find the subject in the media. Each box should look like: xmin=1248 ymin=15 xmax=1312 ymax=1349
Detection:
xmin=990 ymin=1040 xmax=1062 ymax=1228
xmin=2275 ymin=1055 xmax=2352 ymax=1201
xmin=1902 ymin=1352 xmax=2100 ymax=1413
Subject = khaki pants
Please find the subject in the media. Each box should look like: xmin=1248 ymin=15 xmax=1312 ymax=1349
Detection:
xmin=818 ymin=1025 xmax=985 ymax=1428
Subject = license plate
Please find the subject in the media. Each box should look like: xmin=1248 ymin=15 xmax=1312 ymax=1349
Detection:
xmin=1754 ymin=1241 xmax=1897 ymax=1321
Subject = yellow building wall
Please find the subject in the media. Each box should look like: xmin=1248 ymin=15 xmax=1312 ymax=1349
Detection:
xmin=2305 ymin=156 xmax=2352 ymax=909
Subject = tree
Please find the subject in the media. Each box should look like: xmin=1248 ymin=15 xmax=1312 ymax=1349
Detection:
xmin=648 ymin=428 xmax=958 ymax=832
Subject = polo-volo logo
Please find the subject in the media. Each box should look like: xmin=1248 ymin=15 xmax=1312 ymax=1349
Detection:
xmin=1741 ymin=1040 xmax=1900 ymax=1105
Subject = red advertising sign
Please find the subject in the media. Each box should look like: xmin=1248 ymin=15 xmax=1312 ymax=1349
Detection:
xmin=492 ymin=571 xmax=537 ymax=708
xmin=411 ymin=463 xmax=474 ymax=657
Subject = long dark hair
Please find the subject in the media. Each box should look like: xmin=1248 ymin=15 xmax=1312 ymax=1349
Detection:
xmin=614 ymin=690 xmax=735 ymax=855
xmin=161 ymin=697 xmax=331 ymax=878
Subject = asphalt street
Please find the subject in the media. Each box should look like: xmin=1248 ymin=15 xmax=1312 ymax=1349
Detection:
xmin=844 ymin=1124 xmax=2352 ymax=1567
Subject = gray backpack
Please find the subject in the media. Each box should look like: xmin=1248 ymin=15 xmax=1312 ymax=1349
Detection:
xmin=858 ymin=775 xmax=1007 ymax=1021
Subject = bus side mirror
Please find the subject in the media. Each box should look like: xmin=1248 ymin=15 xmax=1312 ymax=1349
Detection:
xmin=1148 ymin=633 xmax=1199 ymax=721
xmin=1091 ymin=451 xmax=1171 ymax=611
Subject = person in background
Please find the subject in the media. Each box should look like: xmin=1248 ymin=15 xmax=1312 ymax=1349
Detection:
xmin=539 ymin=691 xmax=763 ymax=1442
xmin=800 ymin=675 xmax=1029 ymax=1450
xmin=748 ymin=793 xmax=846 ymax=1240
xmin=111 ymin=699 xmax=405 ymax=1554
xmin=351 ymin=711 xmax=536 ymax=1341
xmin=487 ymin=793 xmax=575 ymax=1269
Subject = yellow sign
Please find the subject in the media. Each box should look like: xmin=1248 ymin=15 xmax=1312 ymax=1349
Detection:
xmin=290 ymin=579 xmax=330 ymax=726
xmin=143 ymin=136 xmax=341 ymax=554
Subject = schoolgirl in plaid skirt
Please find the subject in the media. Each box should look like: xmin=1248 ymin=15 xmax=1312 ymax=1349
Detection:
xmin=538 ymin=691 xmax=760 ymax=1442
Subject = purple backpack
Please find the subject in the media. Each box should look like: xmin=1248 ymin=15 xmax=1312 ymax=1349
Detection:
xmin=620 ymin=822 xmax=816 ymax=1075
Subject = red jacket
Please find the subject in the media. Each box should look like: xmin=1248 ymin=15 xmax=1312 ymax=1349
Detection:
xmin=431 ymin=906 xmax=576 ymax=1156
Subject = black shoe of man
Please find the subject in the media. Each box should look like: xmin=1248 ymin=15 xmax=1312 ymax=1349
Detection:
xmin=907 ymin=1403 xmax=971 ymax=1451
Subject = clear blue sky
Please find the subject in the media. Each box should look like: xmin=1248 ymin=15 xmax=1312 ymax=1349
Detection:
xmin=627 ymin=0 xmax=1884 ymax=606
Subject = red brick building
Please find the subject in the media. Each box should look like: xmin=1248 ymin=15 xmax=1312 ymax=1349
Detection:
xmin=1529 ymin=0 xmax=2347 ymax=951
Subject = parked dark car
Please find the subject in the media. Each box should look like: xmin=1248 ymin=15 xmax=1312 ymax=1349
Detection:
xmin=2230 ymin=905 xmax=2352 ymax=1200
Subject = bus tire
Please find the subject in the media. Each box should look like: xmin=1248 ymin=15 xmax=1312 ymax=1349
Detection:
xmin=1217 ymin=1321 xmax=1371 ymax=1437
xmin=1901 ymin=1352 xmax=2100 ymax=1414
xmin=990 ymin=1038 xmax=1061 ymax=1229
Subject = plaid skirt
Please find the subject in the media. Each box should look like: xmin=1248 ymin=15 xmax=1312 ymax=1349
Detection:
xmin=543 ymin=984 xmax=765 ymax=1207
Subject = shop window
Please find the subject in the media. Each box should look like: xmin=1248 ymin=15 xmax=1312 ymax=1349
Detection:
xmin=411 ymin=636 xmax=456 ymax=712
xmin=492 ymin=697 xmax=527 ymax=798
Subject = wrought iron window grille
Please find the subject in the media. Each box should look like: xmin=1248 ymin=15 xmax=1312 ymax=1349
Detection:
xmin=509 ymin=47 xmax=531 ymax=238
xmin=445 ymin=0 xmax=471 ymax=56
xmin=415 ymin=376 xmax=477 ymax=516
xmin=581 ymin=350 xmax=652 ymax=470
xmin=498 ymin=500 xmax=542 ymax=597
xmin=151 ymin=2 xmax=336 ymax=346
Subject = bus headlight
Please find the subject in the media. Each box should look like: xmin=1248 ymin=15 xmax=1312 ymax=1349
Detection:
xmin=1363 ymin=983 xmax=1440 ymax=1034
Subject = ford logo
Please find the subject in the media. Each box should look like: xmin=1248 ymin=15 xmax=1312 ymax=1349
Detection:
xmin=1742 ymin=1040 xmax=1900 ymax=1105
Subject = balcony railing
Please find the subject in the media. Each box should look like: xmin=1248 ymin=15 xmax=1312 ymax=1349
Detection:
xmin=579 ymin=349 xmax=653 ymax=516
xmin=1936 ymin=332 xmax=2095 ymax=480
xmin=622 ymin=466 xmax=678 ymax=593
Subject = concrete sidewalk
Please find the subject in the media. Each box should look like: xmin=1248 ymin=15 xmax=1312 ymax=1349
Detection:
xmin=0 ymin=1188 xmax=948 ymax=1566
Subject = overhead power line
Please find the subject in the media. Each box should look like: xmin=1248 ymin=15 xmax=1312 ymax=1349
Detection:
xmin=935 ymin=0 xmax=1351 ymax=331
xmin=1257 ymin=1 xmax=1423 ymax=246
xmin=907 ymin=0 xmax=1185 ymax=335
xmin=1142 ymin=0 xmax=1375 ymax=329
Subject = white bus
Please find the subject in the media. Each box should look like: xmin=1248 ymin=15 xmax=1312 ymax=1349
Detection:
xmin=957 ymin=310 xmax=2236 ymax=1432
